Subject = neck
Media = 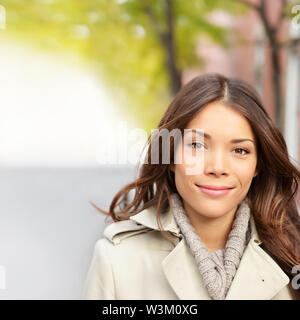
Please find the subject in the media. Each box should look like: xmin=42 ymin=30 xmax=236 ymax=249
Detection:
xmin=183 ymin=202 xmax=237 ymax=252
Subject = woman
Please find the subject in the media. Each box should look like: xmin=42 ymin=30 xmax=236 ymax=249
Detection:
xmin=82 ymin=73 xmax=300 ymax=300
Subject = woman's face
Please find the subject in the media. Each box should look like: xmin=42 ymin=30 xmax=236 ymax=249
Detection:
xmin=171 ymin=101 xmax=258 ymax=219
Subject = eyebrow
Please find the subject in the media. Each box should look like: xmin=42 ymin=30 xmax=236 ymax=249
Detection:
xmin=188 ymin=130 xmax=255 ymax=145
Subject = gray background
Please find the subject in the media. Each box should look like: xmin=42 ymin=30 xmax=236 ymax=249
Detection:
xmin=0 ymin=165 xmax=137 ymax=299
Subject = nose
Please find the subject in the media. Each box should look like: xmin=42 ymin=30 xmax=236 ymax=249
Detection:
xmin=204 ymin=148 xmax=229 ymax=177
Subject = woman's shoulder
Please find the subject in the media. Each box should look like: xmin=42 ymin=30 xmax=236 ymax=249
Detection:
xmin=83 ymin=216 xmax=178 ymax=300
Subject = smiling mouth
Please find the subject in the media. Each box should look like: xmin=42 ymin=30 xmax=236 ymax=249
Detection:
xmin=195 ymin=184 xmax=234 ymax=197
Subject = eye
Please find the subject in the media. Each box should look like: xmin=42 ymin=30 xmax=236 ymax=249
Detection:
xmin=188 ymin=142 xmax=204 ymax=149
xmin=234 ymin=148 xmax=249 ymax=156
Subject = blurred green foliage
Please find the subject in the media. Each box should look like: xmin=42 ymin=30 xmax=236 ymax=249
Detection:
xmin=1 ymin=0 xmax=245 ymax=133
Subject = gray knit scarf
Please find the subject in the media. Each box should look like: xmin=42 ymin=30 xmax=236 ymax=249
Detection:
xmin=170 ymin=192 xmax=251 ymax=300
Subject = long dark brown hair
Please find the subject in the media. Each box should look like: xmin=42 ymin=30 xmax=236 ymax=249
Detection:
xmin=94 ymin=73 xmax=300 ymax=299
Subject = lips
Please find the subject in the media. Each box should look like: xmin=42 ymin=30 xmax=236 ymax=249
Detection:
xmin=195 ymin=184 xmax=234 ymax=197
xmin=197 ymin=185 xmax=233 ymax=190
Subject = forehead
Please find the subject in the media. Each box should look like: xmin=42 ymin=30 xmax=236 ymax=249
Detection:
xmin=185 ymin=102 xmax=255 ymax=140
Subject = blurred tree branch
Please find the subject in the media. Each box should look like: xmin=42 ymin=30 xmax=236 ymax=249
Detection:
xmin=142 ymin=0 xmax=181 ymax=95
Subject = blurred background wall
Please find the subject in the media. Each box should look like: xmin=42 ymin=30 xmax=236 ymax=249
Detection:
xmin=0 ymin=0 xmax=299 ymax=299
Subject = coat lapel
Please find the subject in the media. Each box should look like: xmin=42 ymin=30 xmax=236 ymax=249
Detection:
xmin=130 ymin=206 xmax=290 ymax=300
xmin=224 ymin=216 xmax=290 ymax=299
xmin=161 ymin=236 xmax=211 ymax=299
xmin=224 ymin=239 xmax=290 ymax=300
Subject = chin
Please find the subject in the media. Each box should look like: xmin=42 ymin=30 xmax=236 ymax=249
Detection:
xmin=199 ymin=208 xmax=228 ymax=219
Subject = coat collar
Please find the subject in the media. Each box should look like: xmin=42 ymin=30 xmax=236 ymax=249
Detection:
xmin=129 ymin=205 xmax=181 ymax=236
xmin=130 ymin=204 xmax=290 ymax=300
xmin=130 ymin=204 xmax=261 ymax=243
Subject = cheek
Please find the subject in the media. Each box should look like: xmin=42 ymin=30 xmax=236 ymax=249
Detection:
xmin=174 ymin=164 xmax=187 ymax=184
xmin=174 ymin=164 xmax=194 ymax=191
xmin=235 ymin=161 xmax=257 ymax=186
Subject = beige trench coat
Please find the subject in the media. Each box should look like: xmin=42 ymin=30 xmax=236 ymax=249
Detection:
xmin=82 ymin=205 xmax=294 ymax=300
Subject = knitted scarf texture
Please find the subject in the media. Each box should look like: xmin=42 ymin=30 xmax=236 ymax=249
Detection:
xmin=170 ymin=192 xmax=251 ymax=300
